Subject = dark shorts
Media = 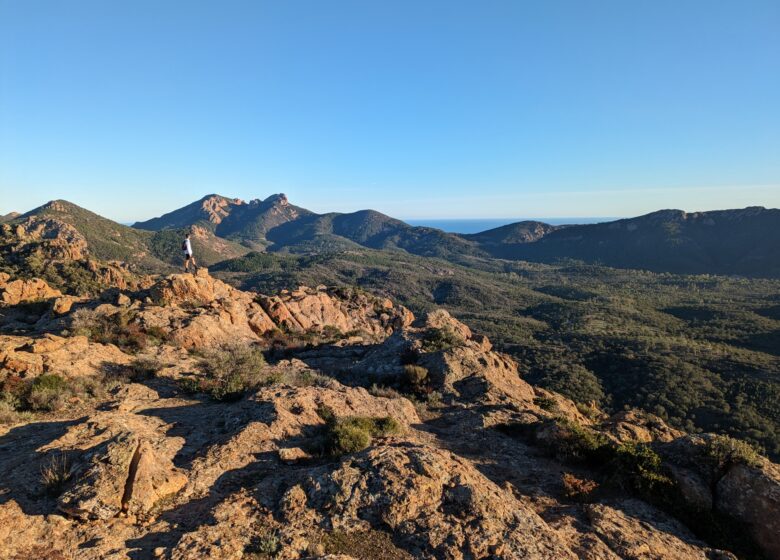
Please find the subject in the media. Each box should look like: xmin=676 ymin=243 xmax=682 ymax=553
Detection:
xmin=184 ymin=253 xmax=192 ymax=260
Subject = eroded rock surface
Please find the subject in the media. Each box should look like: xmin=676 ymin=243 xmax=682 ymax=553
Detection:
xmin=0 ymin=279 xmax=777 ymax=560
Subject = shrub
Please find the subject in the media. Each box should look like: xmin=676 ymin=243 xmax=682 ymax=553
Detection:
xmin=184 ymin=343 xmax=268 ymax=401
xmin=0 ymin=400 xmax=18 ymax=425
xmin=421 ymin=326 xmax=464 ymax=352
xmin=320 ymin=409 xmax=401 ymax=456
xmin=27 ymin=374 xmax=69 ymax=411
xmin=534 ymin=396 xmax=559 ymax=412
xmin=562 ymin=472 xmax=599 ymax=501
xmin=70 ymin=308 xmax=149 ymax=352
xmin=328 ymin=422 xmax=372 ymax=455
xmin=610 ymin=441 xmax=673 ymax=493
xmin=245 ymin=528 xmax=281 ymax=557
xmin=403 ymin=364 xmax=428 ymax=387
xmin=704 ymin=434 xmax=761 ymax=470
xmin=0 ymin=375 xmax=26 ymax=409
xmin=127 ymin=357 xmax=164 ymax=381
xmin=547 ymin=418 xmax=611 ymax=464
xmin=368 ymin=384 xmax=403 ymax=399
xmin=40 ymin=452 xmax=73 ymax=496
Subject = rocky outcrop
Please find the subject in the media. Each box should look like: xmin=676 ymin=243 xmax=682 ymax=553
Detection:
xmin=0 ymin=333 xmax=130 ymax=378
xmin=585 ymin=500 xmax=736 ymax=560
xmin=0 ymin=279 xmax=777 ymax=560
xmin=276 ymin=443 xmax=579 ymax=559
xmin=2 ymin=216 xmax=89 ymax=261
xmin=58 ymin=432 xmax=141 ymax=520
xmin=139 ymin=271 xmax=412 ymax=349
xmin=716 ymin=461 xmax=780 ymax=559
xmin=0 ymin=273 xmax=62 ymax=305
xmin=57 ymin=431 xmax=187 ymax=521
xmin=601 ymin=410 xmax=684 ymax=444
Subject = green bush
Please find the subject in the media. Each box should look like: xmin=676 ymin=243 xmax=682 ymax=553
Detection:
xmin=183 ymin=343 xmax=268 ymax=401
xmin=534 ymin=396 xmax=559 ymax=412
xmin=27 ymin=374 xmax=69 ymax=411
xmin=547 ymin=417 xmax=612 ymax=464
xmin=329 ymin=422 xmax=372 ymax=455
xmin=320 ymin=409 xmax=401 ymax=456
xmin=421 ymin=326 xmax=464 ymax=352
xmin=704 ymin=434 xmax=761 ymax=470
xmin=611 ymin=442 xmax=673 ymax=493
xmin=245 ymin=529 xmax=281 ymax=557
xmin=403 ymin=364 xmax=428 ymax=387
xmin=70 ymin=308 xmax=150 ymax=352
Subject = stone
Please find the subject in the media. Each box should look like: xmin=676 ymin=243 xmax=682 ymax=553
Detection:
xmin=58 ymin=432 xmax=139 ymax=520
xmin=0 ymin=277 xmax=62 ymax=305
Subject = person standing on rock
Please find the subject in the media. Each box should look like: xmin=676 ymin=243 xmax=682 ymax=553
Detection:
xmin=182 ymin=233 xmax=199 ymax=273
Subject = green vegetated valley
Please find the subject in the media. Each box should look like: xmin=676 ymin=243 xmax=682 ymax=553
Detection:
xmin=212 ymin=249 xmax=780 ymax=459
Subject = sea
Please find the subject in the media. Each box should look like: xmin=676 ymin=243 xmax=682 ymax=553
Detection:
xmin=404 ymin=217 xmax=617 ymax=234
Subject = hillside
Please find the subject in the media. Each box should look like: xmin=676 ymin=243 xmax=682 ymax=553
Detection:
xmin=212 ymin=249 xmax=780 ymax=460
xmin=134 ymin=195 xmax=780 ymax=278
xmin=22 ymin=200 xmax=165 ymax=268
xmin=0 ymin=212 xmax=20 ymax=223
xmin=465 ymin=220 xmax=560 ymax=245
xmin=132 ymin=194 xmax=246 ymax=231
xmin=0 ymin=270 xmax=778 ymax=559
xmin=493 ymin=207 xmax=780 ymax=277
xmin=15 ymin=200 xmax=249 ymax=272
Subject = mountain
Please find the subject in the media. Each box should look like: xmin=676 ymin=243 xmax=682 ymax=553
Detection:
xmin=21 ymin=200 xmax=165 ymax=268
xmin=265 ymin=209 xmax=481 ymax=257
xmin=493 ymin=207 xmax=780 ymax=277
xmin=135 ymin=193 xmax=313 ymax=250
xmin=135 ymin=194 xmax=482 ymax=258
xmin=0 ymin=212 xmax=20 ymax=223
xmin=8 ymin=200 xmax=249 ymax=277
xmin=134 ymin=195 xmax=780 ymax=277
xmin=132 ymin=194 xmax=245 ymax=231
xmin=464 ymin=220 xmax=560 ymax=249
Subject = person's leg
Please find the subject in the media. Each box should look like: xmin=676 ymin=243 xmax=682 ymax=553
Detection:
xmin=192 ymin=256 xmax=199 ymax=271
xmin=184 ymin=254 xmax=190 ymax=272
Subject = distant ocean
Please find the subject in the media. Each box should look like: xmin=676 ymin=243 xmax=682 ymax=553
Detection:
xmin=404 ymin=218 xmax=617 ymax=234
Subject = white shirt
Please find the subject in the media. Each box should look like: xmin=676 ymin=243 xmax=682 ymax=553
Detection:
xmin=184 ymin=238 xmax=193 ymax=255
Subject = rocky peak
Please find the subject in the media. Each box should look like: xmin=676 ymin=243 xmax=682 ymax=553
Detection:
xmin=3 ymin=216 xmax=89 ymax=261
xmin=264 ymin=193 xmax=289 ymax=206
xmin=198 ymin=194 xmax=244 ymax=225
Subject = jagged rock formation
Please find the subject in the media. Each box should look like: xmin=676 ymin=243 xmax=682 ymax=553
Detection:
xmin=0 ymin=270 xmax=778 ymax=559
xmin=0 ymin=333 xmax=130 ymax=377
xmin=135 ymin=269 xmax=412 ymax=348
xmin=0 ymin=215 xmax=154 ymax=294
xmin=0 ymin=272 xmax=63 ymax=305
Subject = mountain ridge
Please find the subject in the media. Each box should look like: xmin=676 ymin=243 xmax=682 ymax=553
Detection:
xmin=130 ymin=194 xmax=780 ymax=277
xmin=8 ymin=196 xmax=780 ymax=278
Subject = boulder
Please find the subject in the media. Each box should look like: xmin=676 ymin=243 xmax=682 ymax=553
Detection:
xmin=0 ymin=333 xmax=130 ymax=379
xmin=586 ymin=500 xmax=736 ymax=560
xmin=280 ymin=442 xmax=579 ymax=559
xmin=716 ymin=462 xmax=780 ymax=559
xmin=58 ymin=432 xmax=139 ymax=520
xmin=0 ymin=277 xmax=62 ymax=305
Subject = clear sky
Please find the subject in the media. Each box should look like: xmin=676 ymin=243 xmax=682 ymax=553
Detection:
xmin=1 ymin=0 xmax=779 ymax=222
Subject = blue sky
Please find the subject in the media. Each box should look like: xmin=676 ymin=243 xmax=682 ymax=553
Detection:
xmin=1 ymin=0 xmax=778 ymax=222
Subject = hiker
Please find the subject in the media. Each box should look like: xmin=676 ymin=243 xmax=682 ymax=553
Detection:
xmin=182 ymin=233 xmax=198 ymax=273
